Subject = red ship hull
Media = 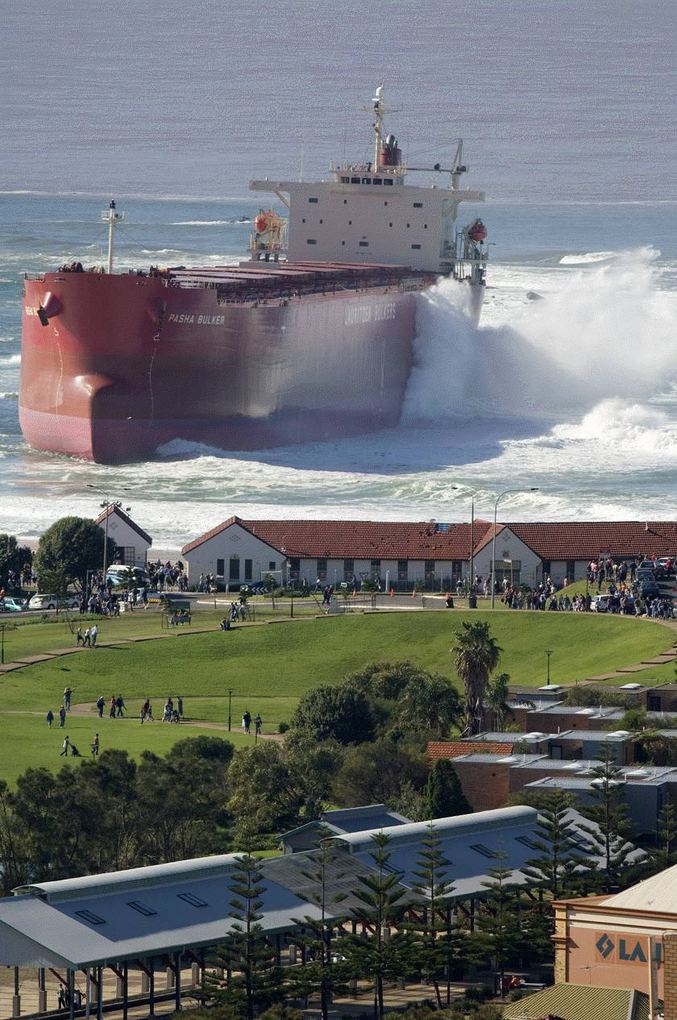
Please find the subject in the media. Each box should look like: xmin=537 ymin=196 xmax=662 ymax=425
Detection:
xmin=20 ymin=269 xmax=433 ymax=463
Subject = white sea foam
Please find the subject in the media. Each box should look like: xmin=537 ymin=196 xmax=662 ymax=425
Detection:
xmin=0 ymin=392 xmax=18 ymax=400
xmin=170 ymin=219 xmax=250 ymax=226
xmin=559 ymin=251 xmax=618 ymax=265
xmin=0 ymin=354 xmax=20 ymax=366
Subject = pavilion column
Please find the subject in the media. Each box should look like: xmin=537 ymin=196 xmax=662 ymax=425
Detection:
xmin=174 ymin=953 xmax=181 ymax=1012
xmin=191 ymin=962 xmax=200 ymax=986
xmin=68 ymin=969 xmax=75 ymax=1020
xmin=141 ymin=970 xmax=150 ymax=995
xmin=96 ymin=968 xmax=103 ymax=1020
xmin=38 ymin=968 xmax=47 ymax=1014
xmin=149 ymin=962 xmax=155 ymax=1018
xmin=12 ymin=965 xmax=20 ymax=1017
xmin=85 ymin=969 xmax=91 ymax=1020
xmin=122 ymin=964 xmax=128 ymax=1020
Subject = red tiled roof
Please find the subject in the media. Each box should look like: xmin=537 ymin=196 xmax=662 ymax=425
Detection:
xmin=482 ymin=522 xmax=677 ymax=561
xmin=181 ymin=516 xmax=492 ymax=559
xmin=95 ymin=505 xmax=152 ymax=546
xmin=427 ymin=741 xmax=513 ymax=761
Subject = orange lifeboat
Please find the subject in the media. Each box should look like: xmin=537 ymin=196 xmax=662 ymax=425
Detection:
xmin=254 ymin=213 xmax=268 ymax=234
xmin=467 ymin=219 xmax=487 ymax=243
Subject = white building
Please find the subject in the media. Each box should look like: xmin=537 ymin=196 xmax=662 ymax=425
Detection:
xmin=95 ymin=506 xmax=152 ymax=568
xmin=180 ymin=516 xmax=472 ymax=590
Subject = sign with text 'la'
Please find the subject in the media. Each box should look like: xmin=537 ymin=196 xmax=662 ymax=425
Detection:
xmin=595 ymin=932 xmax=662 ymax=966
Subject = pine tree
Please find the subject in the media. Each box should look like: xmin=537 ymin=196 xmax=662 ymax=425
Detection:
xmin=288 ymin=841 xmax=349 ymax=1020
xmin=339 ymin=832 xmax=412 ymax=1020
xmin=652 ymin=802 xmax=677 ymax=872
xmin=206 ymin=853 xmax=280 ymax=1019
xmin=578 ymin=744 xmax=636 ymax=892
xmin=520 ymin=790 xmax=592 ymax=900
xmin=426 ymin=760 xmax=472 ymax=819
xmin=468 ymin=858 xmax=524 ymax=997
xmin=404 ymin=823 xmax=463 ymax=1007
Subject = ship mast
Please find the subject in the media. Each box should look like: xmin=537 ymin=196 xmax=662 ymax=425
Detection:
xmin=101 ymin=200 xmax=125 ymax=273
xmin=372 ymin=85 xmax=385 ymax=168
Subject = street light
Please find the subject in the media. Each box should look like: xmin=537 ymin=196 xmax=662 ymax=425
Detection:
xmin=87 ymin=485 xmax=131 ymax=578
xmin=227 ymin=688 xmax=233 ymax=732
xmin=490 ymin=487 xmax=539 ymax=608
xmin=545 ymin=649 xmax=553 ymax=685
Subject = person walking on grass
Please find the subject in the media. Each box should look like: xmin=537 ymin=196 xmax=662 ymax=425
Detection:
xmin=90 ymin=623 xmax=98 ymax=647
xmin=242 ymin=710 xmax=251 ymax=735
xmin=91 ymin=733 xmax=99 ymax=756
xmin=96 ymin=695 xmax=105 ymax=718
xmin=63 ymin=686 xmax=73 ymax=711
xmin=59 ymin=706 xmax=66 ymax=727
xmin=60 ymin=735 xmax=70 ymax=757
xmin=46 ymin=709 xmax=54 ymax=728
xmin=76 ymin=626 xmax=83 ymax=646
xmin=254 ymin=713 xmax=262 ymax=737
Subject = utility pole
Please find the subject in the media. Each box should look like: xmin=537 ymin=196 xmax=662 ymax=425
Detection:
xmin=227 ymin=688 xmax=233 ymax=732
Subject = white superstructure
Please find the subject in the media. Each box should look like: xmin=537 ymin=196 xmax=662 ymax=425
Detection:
xmin=249 ymin=86 xmax=487 ymax=282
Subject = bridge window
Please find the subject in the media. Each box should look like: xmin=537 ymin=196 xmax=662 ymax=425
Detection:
xmin=384 ymin=179 xmax=393 ymax=186
xmin=306 ymin=239 xmax=317 ymax=245
xmin=341 ymin=177 xmax=349 ymax=183
xmin=373 ymin=178 xmax=382 ymax=185
xmin=411 ymin=244 xmax=421 ymax=250
xmin=361 ymin=177 xmax=371 ymax=184
xmin=413 ymin=202 xmax=423 ymax=208
xmin=359 ymin=241 xmax=369 ymax=247
xmin=351 ymin=176 xmax=360 ymax=183
xmin=308 ymin=197 xmax=318 ymax=203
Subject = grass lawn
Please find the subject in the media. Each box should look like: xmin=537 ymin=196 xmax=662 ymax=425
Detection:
xmin=0 ymin=609 xmax=674 ymax=781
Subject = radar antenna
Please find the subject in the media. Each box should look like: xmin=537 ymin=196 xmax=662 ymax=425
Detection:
xmin=361 ymin=85 xmax=401 ymax=170
xmin=450 ymin=140 xmax=467 ymax=191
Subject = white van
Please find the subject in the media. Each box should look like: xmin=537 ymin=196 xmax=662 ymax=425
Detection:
xmin=106 ymin=565 xmax=149 ymax=587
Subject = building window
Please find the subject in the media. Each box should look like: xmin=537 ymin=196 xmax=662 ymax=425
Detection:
xmin=351 ymin=176 xmax=360 ymax=184
xmin=302 ymin=217 xmax=306 ymax=223
xmin=411 ymin=244 xmax=421 ymax=249
xmin=373 ymin=177 xmax=382 ymax=185
xmin=268 ymin=561 xmax=276 ymax=571
xmin=344 ymin=558 xmax=354 ymax=580
xmin=566 ymin=560 xmax=575 ymax=581
xmin=389 ymin=222 xmax=393 ymax=227
xmin=370 ymin=558 xmax=381 ymax=579
xmin=361 ymin=177 xmax=371 ymax=184
xmin=341 ymin=176 xmax=349 ymax=184
xmin=384 ymin=179 xmax=393 ymax=186
xmin=308 ymin=197 xmax=318 ymax=203
xmin=127 ymin=900 xmax=157 ymax=917
xmin=424 ymin=559 xmax=435 ymax=584
xmin=289 ymin=557 xmax=300 ymax=579
xmin=177 ymin=892 xmax=208 ymax=908
xmin=348 ymin=220 xmax=352 ymax=225
xmin=229 ymin=556 xmax=240 ymax=581
xmin=413 ymin=202 xmax=423 ymax=208
xmin=398 ymin=559 xmax=408 ymax=582
xmin=342 ymin=241 xmax=346 ymax=246
xmin=244 ymin=559 xmax=252 ymax=581
xmin=406 ymin=223 xmax=410 ymax=228
xmin=359 ymin=241 xmax=369 ymax=247
xmin=75 ymin=909 xmax=106 ymax=925
xmin=319 ymin=218 xmax=323 ymax=224
xmin=306 ymin=239 xmax=317 ymax=245
xmin=343 ymin=199 xmax=347 ymax=204
xmin=316 ymin=558 xmax=327 ymax=581
xmin=216 ymin=558 xmax=225 ymax=577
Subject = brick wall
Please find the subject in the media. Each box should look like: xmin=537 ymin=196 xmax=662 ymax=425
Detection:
xmin=450 ymin=760 xmax=512 ymax=811
xmin=664 ymin=933 xmax=677 ymax=1020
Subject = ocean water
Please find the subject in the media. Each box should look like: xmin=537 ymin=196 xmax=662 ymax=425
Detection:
xmin=1 ymin=0 xmax=677 ymax=549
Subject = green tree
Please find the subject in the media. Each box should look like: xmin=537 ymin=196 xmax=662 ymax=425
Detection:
xmin=578 ymin=745 xmax=636 ymax=891
xmin=346 ymin=661 xmax=437 ymax=701
xmin=651 ymin=803 xmax=677 ymax=872
xmin=35 ymin=516 xmax=116 ymax=590
xmin=426 ymin=760 xmax=472 ymax=820
xmin=452 ymin=622 xmax=502 ymax=736
xmin=405 ymin=823 xmax=461 ymax=1006
xmin=292 ymin=685 xmax=375 ymax=744
xmin=285 ymin=736 xmax=345 ymax=821
xmin=519 ymin=790 xmax=591 ymax=900
xmin=289 ymin=842 xmax=349 ymax=1020
xmin=468 ymin=860 xmax=524 ymax=997
xmin=333 ymin=740 xmax=428 ymax=807
xmin=485 ymin=672 xmax=511 ymax=732
xmin=228 ymin=743 xmax=304 ymax=840
xmin=394 ymin=674 xmax=462 ymax=738
xmin=339 ymin=832 xmax=412 ymax=1020
xmin=34 ymin=566 xmax=69 ymax=612
xmin=207 ymin=853 xmax=280 ymax=1019
xmin=0 ymin=535 xmax=32 ymax=589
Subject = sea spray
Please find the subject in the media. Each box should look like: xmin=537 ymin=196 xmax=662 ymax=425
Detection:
xmin=404 ymin=248 xmax=677 ymax=423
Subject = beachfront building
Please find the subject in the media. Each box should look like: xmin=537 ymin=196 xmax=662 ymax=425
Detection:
xmin=180 ymin=516 xmax=677 ymax=591
xmin=181 ymin=516 xmax=473 ymax=590
xmin=95 ymin=506 xmax=152 ymax=568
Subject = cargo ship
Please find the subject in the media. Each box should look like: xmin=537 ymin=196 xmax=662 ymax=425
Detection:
xmin=20 ymin=87 xmax=487 ymax=463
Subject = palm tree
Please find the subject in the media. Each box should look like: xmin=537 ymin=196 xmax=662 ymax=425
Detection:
xmin=485 ymin=671 xmax=511 ymax=732
xmin=452 ymin=621 xmax=502 ymax=736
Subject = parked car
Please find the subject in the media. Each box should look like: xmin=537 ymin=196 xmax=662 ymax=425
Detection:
xmin=106 ymin=565 xmax=150 ymax=587
xmin=28 ymin=593 xmax=80 ymax=611
xmin=0 ymin=597 xmax=26 ymax=612
xmin=639 ymin=582 xmax=661 ymax=600
xmin=591 ymin=595 xmax=612 ymax=613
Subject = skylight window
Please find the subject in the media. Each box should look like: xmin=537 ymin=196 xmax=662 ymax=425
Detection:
xmin=177 ymin=892 xmax=208 ymax=908
xmin=470 ymin=843 xmax=498 ymax=859
xmin=516 ymin=835 xmax=540 ymax=851
xmin=127 ymin=900 xmax=157 ymax=917
xmin=75 ymin=909 xmax=106 ymax=925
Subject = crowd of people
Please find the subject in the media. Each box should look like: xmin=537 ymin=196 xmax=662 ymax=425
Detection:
xmin=241 ymin=710 xmax=262 ymax=736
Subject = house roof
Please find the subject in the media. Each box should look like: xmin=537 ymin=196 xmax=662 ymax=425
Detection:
xmin=602 ymin=860 xmax=677 ymax=913
xmin=502 ymin=983 xmax=649 ymax=1020
xmin=181 ymin=516 xmax=491 ymax=559
xmin=95 ymin=505 xmax=152 ymax=547
xmin=427 ymin=740 xmax=517 ymax=760
xmin=474 ymin=521 xmax=677 ymax=561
